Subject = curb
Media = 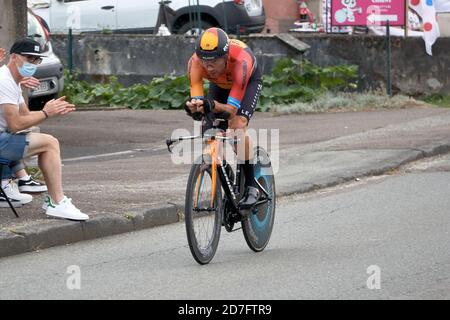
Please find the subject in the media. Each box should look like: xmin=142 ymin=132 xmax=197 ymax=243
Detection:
xmin=0 ymin=203 xmax=181 ymax=258
xmin=1 ymin=144 xmax=449 ymax=259
xmin=278 ymin=144 xmax=450 ymax=198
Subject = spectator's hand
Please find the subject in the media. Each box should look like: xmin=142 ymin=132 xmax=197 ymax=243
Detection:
xmin=0 ymin=48 xmax=5 ymax=63
xmin=43 ymin=96 xmax=76 ymax=117
xmin=20 ymin=77 xmax=40 ymax=89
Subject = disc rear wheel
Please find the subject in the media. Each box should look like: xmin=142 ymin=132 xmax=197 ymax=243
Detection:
xmin=242 ymin=147 xmax=276 ymax=252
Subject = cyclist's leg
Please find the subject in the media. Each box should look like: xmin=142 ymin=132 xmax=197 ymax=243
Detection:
xmin=229 ymin=67 xmax=263 ymax=208
xmin=204 ymin=83 xmax=229 ymax=133
xmin=206 ymin=83 xmax=229 ymax=103
xmin=230 ymin=65 xmax=263 ymax=179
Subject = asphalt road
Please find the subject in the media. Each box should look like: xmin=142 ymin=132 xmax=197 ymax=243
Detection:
xmin=1 ymin=154 xmax=449 ymax=300
xmin=4 ymin=107 xmax=449 ymax=229
xmin=39 ymin=108 xmax=445 ymax=160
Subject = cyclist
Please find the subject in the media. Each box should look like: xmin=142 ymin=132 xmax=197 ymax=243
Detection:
xmin=184 ymin=27 xmax=263 ymax=213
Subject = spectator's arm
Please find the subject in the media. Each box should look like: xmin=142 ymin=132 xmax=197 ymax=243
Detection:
xmin=3 ymin=97 xmax=75 ymax=133
xmin=19 ymin=102 xmax=31 ymax=116
xmin=0 ymin=48 xmax=5 ymax=64
xmin=20 ymin=77 xmax=40 ymax=90
xmin=2 ymin=103 xmax=46 ymax=133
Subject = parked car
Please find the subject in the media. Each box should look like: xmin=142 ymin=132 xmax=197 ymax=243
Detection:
xmin=28 ymin=0 xmax=265 ymax=35
xmin=27 ymin=8 xmax=64 ymax=109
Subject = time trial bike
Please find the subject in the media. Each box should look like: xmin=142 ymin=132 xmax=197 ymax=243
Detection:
xmin=166 ymin=111 xmax=275 ymax=264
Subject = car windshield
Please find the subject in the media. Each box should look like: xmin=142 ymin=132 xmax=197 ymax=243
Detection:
xmin=27 ymin=11 xmax=48 ymax=51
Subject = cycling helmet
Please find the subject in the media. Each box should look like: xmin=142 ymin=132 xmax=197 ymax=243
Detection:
xmin=195 ymin=27 xmax=229 ymax=60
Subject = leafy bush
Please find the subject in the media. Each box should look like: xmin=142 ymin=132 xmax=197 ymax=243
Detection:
xmin=423 ymin=94 xmax=450 ymax=108
xmin=62 ymin=71 xmax=192 ymax=109
xmin=259 ymin=59 xmax=358 ymax=111
xmin=62 ymin=58 xmax=359 ymax=110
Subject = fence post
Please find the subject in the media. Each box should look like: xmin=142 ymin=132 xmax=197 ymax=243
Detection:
xmin=68 ymin=28 xmax=73 ymax=75
xmin=386 ymin=20 xmax=392 ymax=97
xmin=222 ymin=0 xmax=228 ymax=33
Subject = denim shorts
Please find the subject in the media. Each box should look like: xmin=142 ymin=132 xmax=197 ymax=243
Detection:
xmin=0 ymin=131 xmax=30 ymax=178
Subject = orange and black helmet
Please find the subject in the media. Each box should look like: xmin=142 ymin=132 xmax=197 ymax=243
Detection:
xmin=195 ymin=27 xmax=229 ymax=60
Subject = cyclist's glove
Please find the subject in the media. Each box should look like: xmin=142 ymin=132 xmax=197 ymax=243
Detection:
xmin=183 ymin=98 xmax=193 ymax=116
xmin=183 ymin=99 xmax=203 ymax=121
xmin=192 ymin=112 xmax=203 ymax=121
xmin=201 ymin=98 xmax=215 ymax=114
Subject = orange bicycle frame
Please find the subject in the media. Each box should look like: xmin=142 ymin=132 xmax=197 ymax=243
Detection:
xmin=193 ymin=135 xmax=221 ymax=209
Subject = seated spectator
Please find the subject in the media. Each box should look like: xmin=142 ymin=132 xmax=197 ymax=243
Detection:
xmin=0 ymin=46 xmax=48 ymax=207
xmin=0 ymin=38 xmax=88 ymax=221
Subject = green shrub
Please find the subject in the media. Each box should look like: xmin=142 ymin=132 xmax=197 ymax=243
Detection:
xmin=62 ymin=58 xmax=359 ymax=110
xmin=423 ymin=94 xmax=450 ymax=108
xmin=259 ymin=59 xmax=358 ymax=111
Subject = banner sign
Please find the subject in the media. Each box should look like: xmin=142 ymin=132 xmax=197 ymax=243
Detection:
xmin=331 ymin=0 xmax=406 ymax=27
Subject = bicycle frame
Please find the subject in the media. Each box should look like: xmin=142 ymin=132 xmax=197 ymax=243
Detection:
xmin=167 ymin=131 xmax=271 ymax=216
xmin=167 ymin=131 xmax=241 ymax=211
xmin=170 ymin=112 xmax=276 ymax=262
xmin=166 ymin=111 xmax=272 ymax=218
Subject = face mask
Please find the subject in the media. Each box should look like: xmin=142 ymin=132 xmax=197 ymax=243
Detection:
xmin=17 ymin=62 xmax=38 ymax=77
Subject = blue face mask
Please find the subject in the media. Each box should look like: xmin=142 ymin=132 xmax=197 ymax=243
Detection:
xmin=18 ymin=62 xmax=38 ymax=77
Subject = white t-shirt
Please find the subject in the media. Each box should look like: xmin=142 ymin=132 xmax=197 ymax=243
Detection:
xmin=0 ymin=65 xmax=25 ymax=131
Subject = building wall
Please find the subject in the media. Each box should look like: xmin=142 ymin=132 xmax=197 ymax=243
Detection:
xmin=52 ymin=34 xmax=302 ymax=86
xmin=438 ymin=13 xmax=450 ymax=37
xmin=51 ymin=33 xmax=450 ymax=96
xmin=262 ymin=0 xmax=299 ymax=33
xmin=0 ymin=0 xmax=27 ymax=53
xmin=262 ymin=1 xmax=450 ymax=36
xmin=262 ymin=0 xmax=324 ymax=33
xmin=298 ymin=34 xmax=450 ymax=95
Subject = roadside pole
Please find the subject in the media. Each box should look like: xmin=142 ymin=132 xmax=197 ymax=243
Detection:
xmin=386 ymin=20 xmax=392 ymax=97
xmin=405 ymin=0 xmax=409 ymax=38
xmin=0 ymin=0 xmax=27 ymax=98
xmin=196 ymin=0 xmax=201 ymax=32
xmin=188 ymin=0 xmax=194 ymax=33
xmin=68 ymin=28 xmax=73 ymax=75
xmin=222 ymin=0 xmax=228 ymax=33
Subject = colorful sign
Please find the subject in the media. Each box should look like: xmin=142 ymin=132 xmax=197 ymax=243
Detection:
xmin=410 ymin=0 xmax=440 ymax=56
xmin=331 ymin=0 xmax=406 ymax=26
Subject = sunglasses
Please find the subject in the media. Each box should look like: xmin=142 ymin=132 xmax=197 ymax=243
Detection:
xmin=20 ymin=54 xmax=43 ymax=65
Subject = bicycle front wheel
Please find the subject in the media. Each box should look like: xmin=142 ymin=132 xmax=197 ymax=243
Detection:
xmin=242 ymin=147 xmax=276 ymax=252
xmin=185 ymin=158 xmax=223 ymax=265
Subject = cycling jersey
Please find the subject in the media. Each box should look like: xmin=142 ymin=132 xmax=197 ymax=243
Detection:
xmin=188 ymin=39 xmax=257 ymax=110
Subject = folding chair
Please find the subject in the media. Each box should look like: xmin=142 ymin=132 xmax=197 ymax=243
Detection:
xmin=0 ymin=158 xmax=20 ymax=218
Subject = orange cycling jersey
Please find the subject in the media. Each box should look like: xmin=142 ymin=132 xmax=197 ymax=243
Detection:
xmin=188 ymin=39 xmax=256 ymax=110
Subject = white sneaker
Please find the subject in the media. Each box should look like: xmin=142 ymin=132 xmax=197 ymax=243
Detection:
xmin=41 ymin=195 xmax=71 ymax=210
xmin=2 ymin=180 xmax=33 ymax=205
xmin=45 ymin=196 xmax=89 ymax=221
xmin=42 ymin=195 xmax=51 ymax=210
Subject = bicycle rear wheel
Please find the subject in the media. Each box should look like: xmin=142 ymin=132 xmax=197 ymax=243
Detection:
xmin=242 ymin=147 xmax=276 ymax=252
xmin=185 ymin=158 xmax=223 ymax=264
